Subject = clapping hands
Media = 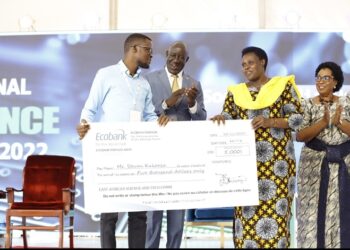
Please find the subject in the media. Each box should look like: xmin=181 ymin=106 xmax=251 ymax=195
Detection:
xmin=165 ymin=84 xmax=198 ymax=108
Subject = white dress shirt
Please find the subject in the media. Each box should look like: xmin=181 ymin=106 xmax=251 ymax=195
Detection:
xmin=81 ymin=60 xmax=158 ymax=122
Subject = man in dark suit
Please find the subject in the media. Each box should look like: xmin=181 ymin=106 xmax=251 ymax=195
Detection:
xmin=144 ymin=41 xmax=207 ymax=248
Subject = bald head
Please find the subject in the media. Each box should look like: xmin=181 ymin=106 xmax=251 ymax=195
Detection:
xmin=166 ymin=41 xmax=189 ymax=75
xmin=167 ymin=41 xmax=188 ymax=56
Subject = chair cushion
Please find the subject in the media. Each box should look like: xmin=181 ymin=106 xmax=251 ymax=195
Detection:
xmin=23 ymin=155 xmax=75 ymax=203
xmin=11 ymin=201 xmax=65 ymax=210
xmin=193 ymin=207 xmax=234 ymax=221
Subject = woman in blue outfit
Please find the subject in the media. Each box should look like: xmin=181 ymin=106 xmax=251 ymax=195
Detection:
xmin=296 ymin=61 xmax=350 ymax=248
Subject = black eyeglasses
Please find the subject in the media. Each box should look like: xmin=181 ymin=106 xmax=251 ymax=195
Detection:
xmin=315 ymin=75 xmax=334 ymax=82
xmin=134 ymin=45 xmax=152 ymax=54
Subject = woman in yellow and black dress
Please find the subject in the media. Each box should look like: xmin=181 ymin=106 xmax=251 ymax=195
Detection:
xmin=211 ymin=46 xmax=303 ymax=248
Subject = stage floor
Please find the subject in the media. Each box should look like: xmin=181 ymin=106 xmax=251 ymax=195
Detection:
xmin=9 ymin=231 xmax=234 ymax=248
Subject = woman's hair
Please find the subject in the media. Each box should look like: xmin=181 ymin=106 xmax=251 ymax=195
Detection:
xmin=315 ymin=61 xmax=344 ymax=92
xmin=241 ymin=46 xmax=268 ymax=70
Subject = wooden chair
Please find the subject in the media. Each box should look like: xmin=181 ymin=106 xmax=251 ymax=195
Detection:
xmin=0 ymin=190 xmax=6 ymax=247
xmin=5 ymin=155 xmax=76 ymax=248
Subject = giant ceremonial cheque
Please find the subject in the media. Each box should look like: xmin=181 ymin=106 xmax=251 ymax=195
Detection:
xmin=82 ymin=120 xmax=258 ymax=213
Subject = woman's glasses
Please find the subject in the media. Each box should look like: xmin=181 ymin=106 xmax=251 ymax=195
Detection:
xmin=315 ymin=75 xmax=334 ymax=82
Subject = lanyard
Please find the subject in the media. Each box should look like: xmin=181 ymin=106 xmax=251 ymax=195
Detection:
xmin=123 ymin=70 xmax=141 ymax=110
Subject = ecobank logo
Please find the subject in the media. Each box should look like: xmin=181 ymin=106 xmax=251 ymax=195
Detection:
xmin=95 ymin=130 xmax=127 ymax=141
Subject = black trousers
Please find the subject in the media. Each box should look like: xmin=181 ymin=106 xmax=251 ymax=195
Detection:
xmin=100 ymin=212 xmax=147 ymax=248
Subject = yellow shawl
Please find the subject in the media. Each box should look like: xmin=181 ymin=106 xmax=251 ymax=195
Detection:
xmin=227 ymin=75 xmax=301 ymax=110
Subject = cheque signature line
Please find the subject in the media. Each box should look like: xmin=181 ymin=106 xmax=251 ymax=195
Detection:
xmin=215 ymin=173 xmax=247 ymax=186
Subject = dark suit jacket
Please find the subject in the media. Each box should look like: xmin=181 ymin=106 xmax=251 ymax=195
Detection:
xmin=144 ymin=69 xmax=207 ymax=121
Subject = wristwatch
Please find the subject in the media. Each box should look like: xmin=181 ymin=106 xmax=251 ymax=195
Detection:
xmin=162 ymin=100 xmax=168 ymax=110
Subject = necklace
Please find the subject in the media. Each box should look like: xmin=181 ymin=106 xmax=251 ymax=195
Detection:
xmin=247 ymin=77 xmax=270 ymax=91
xmin=319 ymin=95 xmax=334 ymax=105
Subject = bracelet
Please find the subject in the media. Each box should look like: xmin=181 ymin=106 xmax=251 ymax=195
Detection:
xmin=335 ymin=119 xmax=343 ymax=127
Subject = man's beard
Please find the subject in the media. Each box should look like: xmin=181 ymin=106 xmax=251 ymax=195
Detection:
xmin=138 ymin=60 xmax=150 ymax=69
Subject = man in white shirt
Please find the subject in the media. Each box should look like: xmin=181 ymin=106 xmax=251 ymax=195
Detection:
xmin=76 ymin=33 xmax=168 ymax=249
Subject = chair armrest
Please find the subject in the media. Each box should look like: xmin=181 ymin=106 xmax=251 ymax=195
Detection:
xmin=6 ymin=187 xmax=23 ymax=204
xmin=62 ymin=188 xmax=75 ymax=213
xmin=0 ymin=190 xmax=6 ymax=199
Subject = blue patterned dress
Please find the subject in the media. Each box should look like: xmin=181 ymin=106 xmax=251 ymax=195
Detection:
xmin=296 ymin=96 xmax=350 ymax=248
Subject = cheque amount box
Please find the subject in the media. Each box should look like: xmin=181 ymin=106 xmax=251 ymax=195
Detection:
xmin=215 ymin=145 xmax=250 ymax=157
